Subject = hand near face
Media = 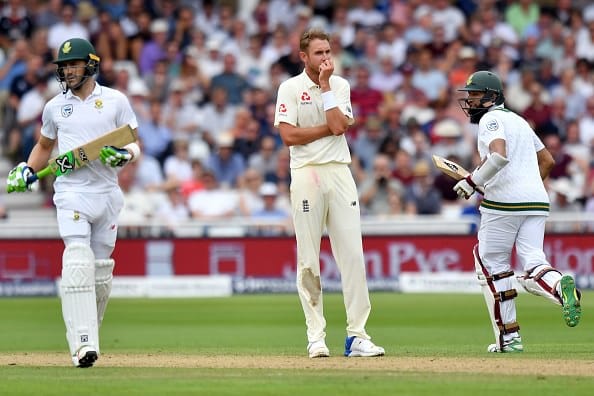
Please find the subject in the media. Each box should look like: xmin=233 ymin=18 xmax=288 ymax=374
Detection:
xmin=318 ymin=58 xmax=334 ymax=87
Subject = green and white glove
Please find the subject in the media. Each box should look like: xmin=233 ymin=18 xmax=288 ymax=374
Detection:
xmin=100 ymin=145 xmax=132 ymax=167
xmin=6 ymin=162 xmax=35 ymax=193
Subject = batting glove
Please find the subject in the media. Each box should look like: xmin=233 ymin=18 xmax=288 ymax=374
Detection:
xmin=100 ymin=145 xmax=132 ymax=167
xmin=453 ymin=175 xmax=477 ymax=200
xmin=6 ymin=162 xmax=35 ymax=193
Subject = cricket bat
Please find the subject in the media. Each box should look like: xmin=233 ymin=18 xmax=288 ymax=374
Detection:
xmin=431 ymin=154 xmax=485 ymax=195
xmin=28 ymin=124 xmax=137 ymax=183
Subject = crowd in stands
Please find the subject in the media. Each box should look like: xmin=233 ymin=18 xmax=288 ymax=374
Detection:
xmin=1 ymin=0 xmax=594 ymax=234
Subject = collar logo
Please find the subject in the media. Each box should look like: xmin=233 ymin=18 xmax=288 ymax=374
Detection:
xmin=61 ymin=104 xmax=73 ymax=118
xmin=62 ymin=42 xmax=72 ymax=54
xmin=95 ymin=99 xmax=103 ymax=109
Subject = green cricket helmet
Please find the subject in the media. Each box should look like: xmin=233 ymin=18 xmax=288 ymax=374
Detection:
xmin=53 ymin=38 xmax=101 ymax=91
xmin=458 ymin=71 xmax=505 ymax=124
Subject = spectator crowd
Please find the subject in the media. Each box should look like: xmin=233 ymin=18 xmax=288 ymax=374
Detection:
xmin=1 ymin=0 xmax=594 ymax=234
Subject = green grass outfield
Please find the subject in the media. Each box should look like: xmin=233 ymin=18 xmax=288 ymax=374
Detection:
xmin=0 ymin=292 xmax=592 ymax=395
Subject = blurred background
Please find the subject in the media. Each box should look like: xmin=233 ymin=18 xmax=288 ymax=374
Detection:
xmin=0 ymin=0 xmax=592 ymax=297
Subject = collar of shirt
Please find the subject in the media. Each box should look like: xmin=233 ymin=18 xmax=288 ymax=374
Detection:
xmin=300 ymin=70 xmax=320 ymax=90
xmin=65 ymin=82 xmax=102 ymax=100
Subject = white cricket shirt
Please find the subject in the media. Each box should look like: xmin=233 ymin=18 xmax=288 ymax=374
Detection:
xmin=274 ymin=70 xmax=354 ymax=169
xmin=41 ymin=83 xmax=138 ymax=193
xmin=476 ymin=105 xmax=550 ymax=215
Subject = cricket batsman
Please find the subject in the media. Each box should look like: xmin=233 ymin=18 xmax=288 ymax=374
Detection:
xmin=454 ymin=70 xmax=582 ymax=353
xmin=6 ymin=38 xmax=140 ymax=367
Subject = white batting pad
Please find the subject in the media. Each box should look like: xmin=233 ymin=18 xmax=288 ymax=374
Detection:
xmin=95 ymin=259 xmax=114 ymax=329
xmin=60 ymin=243 xmax=99 ymax=357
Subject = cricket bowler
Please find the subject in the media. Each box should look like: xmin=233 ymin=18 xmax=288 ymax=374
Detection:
xmin=274 ymin=28 xmax=384 ymax=358
xmin=6 ymin=38 xmax=140 ymax=367
xmin=454 ymin=70 xmax=582 ymax=353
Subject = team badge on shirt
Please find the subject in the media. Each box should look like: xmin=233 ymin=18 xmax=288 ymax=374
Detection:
xmin=95 ymin=99 xmax=103 ymax=110
xmin=486 ymin=119 xmax=499 ymax=131
xmin=61 ymin=104 xmax=73 ymax=118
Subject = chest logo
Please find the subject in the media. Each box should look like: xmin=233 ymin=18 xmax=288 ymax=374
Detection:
xmin=301 ymin=92 xmax=311 ymax=103
xmin=94 ymin=99 xmax=103 ymax=109
xmin=61 ymin=104 xmax=73 ymax=118
xmin=486 ymin=119 xmax=499 ymax=131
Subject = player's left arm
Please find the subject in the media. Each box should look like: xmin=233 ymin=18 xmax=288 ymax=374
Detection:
xmin=101 ymin=95 xmax=141 ymax=167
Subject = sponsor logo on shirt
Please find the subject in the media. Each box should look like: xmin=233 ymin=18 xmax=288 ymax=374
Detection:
xmin=300 ymin=91 xmax=312 ymax=105
xmin=278 ymin=103 xmax=287 ymax=113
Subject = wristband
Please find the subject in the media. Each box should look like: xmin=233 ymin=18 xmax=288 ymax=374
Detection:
xmin=123 ymin=142 xmax=141 ymax=162
xmin=321 ymin=91 xmax=338 ymax=111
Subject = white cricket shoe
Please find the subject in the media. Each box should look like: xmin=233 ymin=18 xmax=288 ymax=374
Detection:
xmin=307 ymin=339 xmax=330 ymax=358
xmin=487 ymin=336 xmax=524 ymax=353
xmin=72 ymin=345 xmax=98 ymax=368
xmin=344 ymin=336 xmax=385 ymax=357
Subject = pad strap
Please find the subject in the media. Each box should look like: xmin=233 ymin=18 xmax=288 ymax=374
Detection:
xmin=498 ymin=321 xmax=520 ymax=334
xmin=494 ymin=289 xmax=518 ymax=302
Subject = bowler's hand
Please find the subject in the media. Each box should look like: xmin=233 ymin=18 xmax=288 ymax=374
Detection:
xmin=453 ymin=175 xmax=477 ymax=199
xmin=318 ymin=58 xmax=334 ymax=86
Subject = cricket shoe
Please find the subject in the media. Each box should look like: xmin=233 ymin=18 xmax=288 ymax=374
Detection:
xmin=72 ymin=345 xmax=98 ymax=368
xmin=487 ymin=336 xmax=523 ymax=353
xmin=308 ymin=339 xmax=330 ymax=358
xmin=344 ymin=336 xmax=385 ymax=357
xmin=559 ymin=275 xmax=581 ymax=327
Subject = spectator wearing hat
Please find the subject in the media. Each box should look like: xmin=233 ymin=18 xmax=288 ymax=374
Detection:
xmin=206 ymin=133 xmax=246 ymax=188
xmin=138 ymin=18 xmax=169 ymax=76
xmin=431 ymin=119 xmax=472 ymax=168
xmin=547 ymin=177 xmax=583 ymax=233
xmin=250 ymin=181 xmax=292 ymax=236
xmin=403 ymin=160 xmax=442 ymax=215
xmin=449 ymin=46 xmax=479 ymax=88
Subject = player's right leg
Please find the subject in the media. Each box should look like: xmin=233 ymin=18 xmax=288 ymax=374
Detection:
xmin=290 ymin=166 xmax=328 ymax=357
xmin=476 ymin=213 xmax=523 ymax=353
xmin=60 ymin=241 xmax=99 ymax=367
xmin=55 ymin=192 xmax=100 ymax=367
xmin=473 ymin=245 xmax=522 ymax=353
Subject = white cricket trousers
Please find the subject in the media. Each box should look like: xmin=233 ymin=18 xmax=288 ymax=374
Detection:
xmin=290 ymin=163 xmax=371 ymax=343
xmin=477 ymin=213 xmax=551 ymax=274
